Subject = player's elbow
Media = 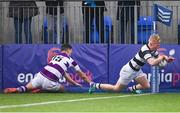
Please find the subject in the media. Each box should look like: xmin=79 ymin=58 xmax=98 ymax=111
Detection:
xmin=148 ymin=60 xmax=157 ymax=66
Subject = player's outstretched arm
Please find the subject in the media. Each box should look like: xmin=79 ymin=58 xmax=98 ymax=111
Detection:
xmin=147 ymin=55 xmax=165 ymax=66
xmin=76 ymin=70 xmax=92 ymax=84
xmin=64 ymin=72 xmax=82 ymax=88
xmin=159 ymin=54 xmax=175 ymax=63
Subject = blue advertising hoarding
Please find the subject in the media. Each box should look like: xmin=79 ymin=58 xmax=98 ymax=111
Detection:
xmin=109 ymin=44 xmax=142 ymax=84
xmin=1 ymin=44 xmax=180 ymax=92
xmin=0 ymin=45 xmax=2 ymax=93
xmin=3 ymin=44 xmax=60 ymax=88
xmin=67 ymin=44 xmax=108 ymax=92
xmin=156 ymin=45 xmax=180 ymax=92
xmin=71 ymin=44 xmax=108 ymax=84
xmin=2 ymin=44 xmax=108 ymax=92
xmin=109 ymin=44 xmax=180 ymax=92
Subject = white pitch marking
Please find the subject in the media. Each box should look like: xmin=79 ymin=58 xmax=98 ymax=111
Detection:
xmin=0 ymin=93 xmax=151 ymax=109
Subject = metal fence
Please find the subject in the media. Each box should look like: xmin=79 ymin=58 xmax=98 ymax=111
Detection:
xmin=0 ymin=1 xmax=180 ymax=44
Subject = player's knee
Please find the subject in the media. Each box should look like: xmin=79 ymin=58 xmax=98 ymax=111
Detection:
xmin=143 ymin=83 xmax=150 ymax=89
xmin=113 ymin=86 xmax=121 ymax=92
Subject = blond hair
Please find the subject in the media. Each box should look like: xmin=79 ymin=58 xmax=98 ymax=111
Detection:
xmin=149 ymin=34 xmax=160 ymax=43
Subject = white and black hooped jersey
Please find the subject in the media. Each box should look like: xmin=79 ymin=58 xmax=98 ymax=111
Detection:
xmin=128 ymin=44 xmax=159 ymax=71
xmin=40 ymin=53 xmax=80 ymax=82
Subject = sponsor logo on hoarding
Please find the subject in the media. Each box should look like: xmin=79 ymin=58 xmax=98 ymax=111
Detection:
xmin=17 ymin=73 xmax=34 ymax=83
xmin=147 ymin=69 xmax=180 ymax=86
xmin=17 ymin=71 xmax=93 ymax=85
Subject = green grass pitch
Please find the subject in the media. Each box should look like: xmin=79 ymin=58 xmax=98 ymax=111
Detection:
xmin=0 ymin=93 xmax=180 ymax=112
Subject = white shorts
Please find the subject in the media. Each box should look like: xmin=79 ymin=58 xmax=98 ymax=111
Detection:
xmin=117 ymin=64 xmax=145 ymax=85
xmin=31 ymin=72 xmax=61 ymax=91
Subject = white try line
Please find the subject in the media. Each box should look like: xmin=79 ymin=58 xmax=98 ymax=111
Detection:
xmin=0 ymin=93 xmax=152 ymax=109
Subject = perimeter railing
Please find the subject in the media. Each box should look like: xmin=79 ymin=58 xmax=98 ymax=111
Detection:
xmin=0 ymin=0 xmax=179 ymax=44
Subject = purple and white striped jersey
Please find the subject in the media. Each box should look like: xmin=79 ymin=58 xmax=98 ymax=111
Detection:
xmin=40 ymin=52 xmax=80 ymax=82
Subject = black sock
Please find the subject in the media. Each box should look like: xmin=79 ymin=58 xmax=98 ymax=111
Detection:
xmin=95 ymin=83 xmax=101 ymax=89
xmin=132 ymin=85 xmax=137 ymax=91
xmin=98 ymin=83 xmax=101 ymax=89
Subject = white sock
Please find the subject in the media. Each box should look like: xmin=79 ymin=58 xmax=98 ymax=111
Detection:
xmin=95 ymin=83 xmax=101 ymax=89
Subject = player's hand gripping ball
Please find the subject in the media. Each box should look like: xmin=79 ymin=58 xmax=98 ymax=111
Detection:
xmin=47 ymin=47 xmax=61 ymax=63
xmin=158 ymin=59 xmax=168 ymax=68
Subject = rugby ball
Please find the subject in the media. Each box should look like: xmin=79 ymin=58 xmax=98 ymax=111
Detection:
xmin=158 ymin=59 xmax=168 ymax=68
